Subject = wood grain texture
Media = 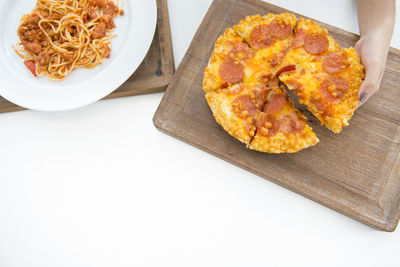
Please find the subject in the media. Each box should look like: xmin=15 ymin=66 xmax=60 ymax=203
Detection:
xmin=153 ymin=0 xmax=400 ymax=231
xmin=0 ymin=0 xmax=175 ymax=113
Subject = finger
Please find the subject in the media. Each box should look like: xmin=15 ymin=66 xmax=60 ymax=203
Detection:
xmin=358 ymin=63 xmax=384 ymax=96
xmin=358 ymin=80 xmax=382 ymax=107
xmin=358 ymin=91 xmax=368 ymax=106
xmin=357 ymin=64 xmax=385 ymax=107
xmin=358 ymin=83 xmax=376 ymax=107
xmin=358 ymin=78 xmax=379 ymax=106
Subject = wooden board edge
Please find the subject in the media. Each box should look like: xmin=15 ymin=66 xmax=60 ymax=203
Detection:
xmin=383 ymin=152 xmax=400 ymax=232
xmin=157 ymin=0 xmax=176 ymax=83
xmin=105 ymin=85 xmax=167 ymax=100
xmin=0 ymin=105 xmax=27 ymax=113
xmin=104 ymin=75 xmax=169 ymax=100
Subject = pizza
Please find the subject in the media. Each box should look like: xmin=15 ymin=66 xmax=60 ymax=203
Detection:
xmin=203 ymin=13 xmax=364 ymax=153
xmin=203 ymin=28 xmax=255 ymax=93
xmin=249 ymin=80 xmax=319 ymax=153
xmin=205 ymin=79 xmax=318 ymax=153
xmin=205 ymin=81 xmax=270 ymax=145
xmin=233 ymin=14 xmax=296 ymax=77
xmin=279 ymin=18 xmax=365 ymax=133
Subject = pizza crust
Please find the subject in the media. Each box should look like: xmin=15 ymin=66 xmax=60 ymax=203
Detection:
xmin=250 ymin=129 xmax=318 ymax=153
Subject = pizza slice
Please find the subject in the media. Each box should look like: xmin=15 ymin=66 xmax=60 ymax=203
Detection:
xmin=233 ymin=13 xmax=297 ymax=50
xmin=279 ymin=19 xmax=365 ymax=133
xmin=283 ymin=18 xmax=341 ymax=64
xmin=203 ymin=28 xmax=261 ymax=93
xmin=205 ymin=81 xmax=271 ymax=145
xmin=233 ymin=13 xmax=297 ymax=76
xmin=249 ymin=80 xmax=319 ymax=153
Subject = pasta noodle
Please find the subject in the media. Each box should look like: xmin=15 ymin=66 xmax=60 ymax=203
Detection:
xmin=14 ymin=0 xmax=124 ymax=80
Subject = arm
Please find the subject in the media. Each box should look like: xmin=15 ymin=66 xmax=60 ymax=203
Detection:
xmin=355 ymin=0 xmax=396 ymax=106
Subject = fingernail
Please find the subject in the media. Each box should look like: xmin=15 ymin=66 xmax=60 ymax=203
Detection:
xmin=359 ymin=92 xmax=368 ymax=104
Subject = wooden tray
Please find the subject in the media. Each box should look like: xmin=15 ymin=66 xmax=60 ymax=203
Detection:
xmin=0 ymin=0 xmax=174 ymax=113
xmin=153 ymin=0 xmax=400 ymax=231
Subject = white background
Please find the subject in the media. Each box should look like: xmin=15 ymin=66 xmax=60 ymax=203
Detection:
xmin=1 ymin=0 xmax=400 ymax=266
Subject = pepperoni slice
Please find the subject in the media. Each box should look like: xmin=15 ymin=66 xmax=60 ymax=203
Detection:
xmin=263 ymin=93 xmax=287 ymax=114
xmin=275 ymin=64 xmax=296 ymax=77
xmin=319 ymin=76 xmax=349 ymax=104
xmin=292 ymin=29 xmax=306 ymax=48
xmin=249 ymin=25 xmax=274 ymax=49
xmin=278 ymin=113 xmax=306 ymax=134
xmin=268 ymin=19 xmax=292 ymax=39
xmin=257 ymin=114 xmax=279 ymax=136
xmin=304 ymin=33 xmax=329 ymax=55
xmin=219 ymin=57 xmax=244 ymax=84
xmin=232 ymin=94 xmax=258 ymax=117
xmin=322 ymin=52 xmax=349 ymax=74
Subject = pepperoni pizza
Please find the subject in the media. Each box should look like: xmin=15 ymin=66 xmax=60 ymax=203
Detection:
xmin=205 ymin=81 xmax=270 ymax=145
xmin=279 ymin=18 xmax=364 ymax=133
xmin=249 ymin=80 xmax=319 ymax=153
xmin=203 ymin=28 xmax=252 ymax=92
xmin=203 ymin=13 xmax=364 ymax=153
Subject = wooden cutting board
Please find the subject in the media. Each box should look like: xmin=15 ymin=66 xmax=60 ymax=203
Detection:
xmin=0 ymin=0 xmax=174 ymax=113
xmin=153 ymin=0 xmax=400 ymax=231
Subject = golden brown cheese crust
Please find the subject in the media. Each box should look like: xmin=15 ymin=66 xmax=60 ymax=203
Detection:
xmin=250 ymin=120 xmax=319 ymax=153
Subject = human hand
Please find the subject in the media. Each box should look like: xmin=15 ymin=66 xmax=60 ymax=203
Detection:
xmin=355 ymin=31 xmax=390 ymax=107
xmin=355 ymin=0 xmax=395 ymax=108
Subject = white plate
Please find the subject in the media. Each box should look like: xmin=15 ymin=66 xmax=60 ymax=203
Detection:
xmin=0 ymin=0 xmax=157 ymax=111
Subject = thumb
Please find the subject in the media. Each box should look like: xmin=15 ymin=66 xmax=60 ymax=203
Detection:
xmin=358 ymin=62 xmax=385 ymax=107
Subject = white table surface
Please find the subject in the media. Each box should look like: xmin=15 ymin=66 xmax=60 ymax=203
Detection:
xmin=1 ymin=1 xmax=399 ymax=266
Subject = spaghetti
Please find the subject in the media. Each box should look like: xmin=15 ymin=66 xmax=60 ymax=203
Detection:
xmin=14 ymin=0 xmax=124 ymax=80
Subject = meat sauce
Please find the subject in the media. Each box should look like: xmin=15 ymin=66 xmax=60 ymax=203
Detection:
xmin=17 ymin=0 xmax=124 ymax=77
